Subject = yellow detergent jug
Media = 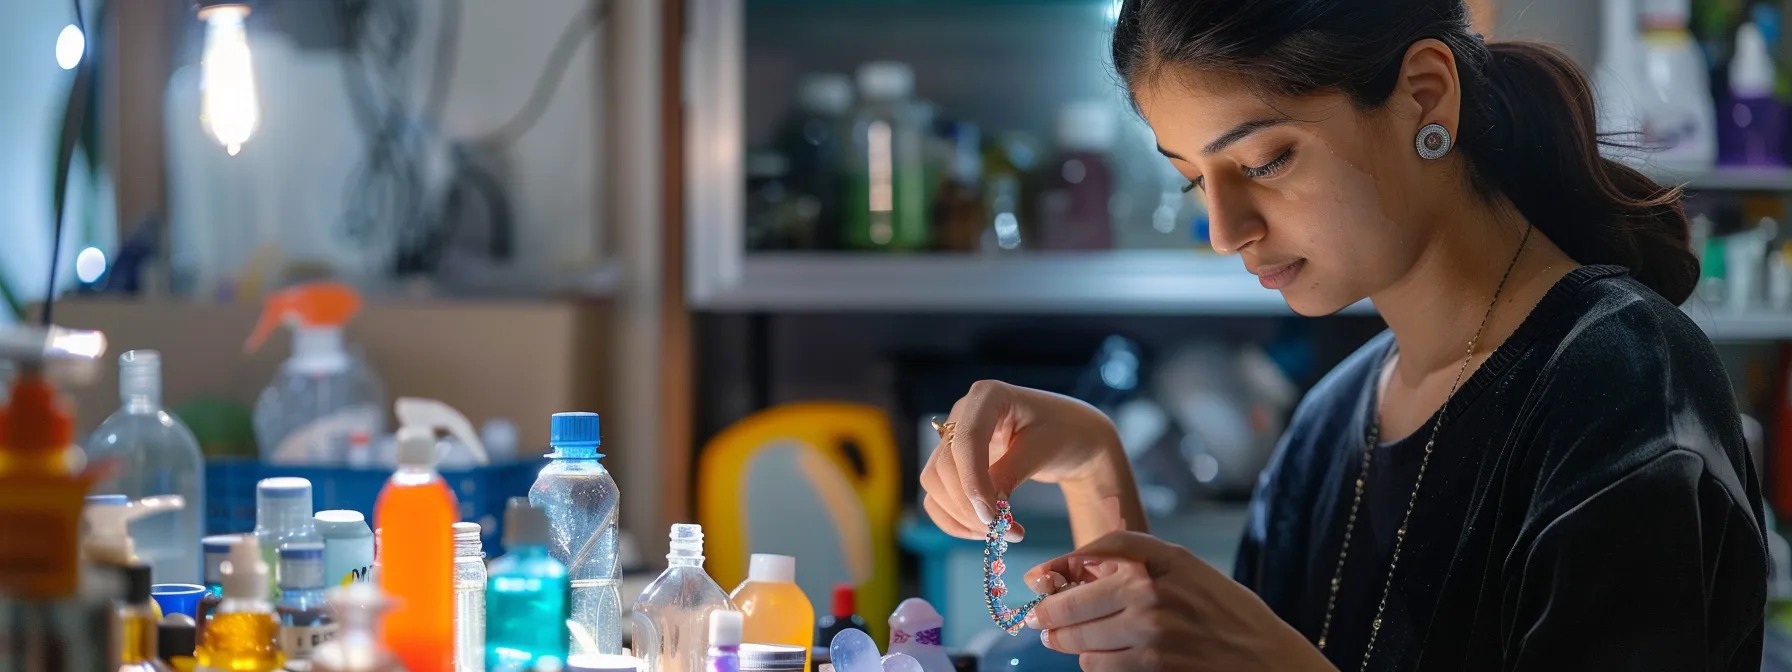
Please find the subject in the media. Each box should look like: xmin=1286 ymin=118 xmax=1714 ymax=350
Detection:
xmin=697 ymin=402 xmax=899 ymax=644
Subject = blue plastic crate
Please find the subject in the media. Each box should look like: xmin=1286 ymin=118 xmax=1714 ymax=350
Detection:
xmin=205 ymin=459 xmax=544 ymax=555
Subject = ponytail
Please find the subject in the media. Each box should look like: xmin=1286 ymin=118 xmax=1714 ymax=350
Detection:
xmin=1458 ymin=42 xmax=1698 ymax=304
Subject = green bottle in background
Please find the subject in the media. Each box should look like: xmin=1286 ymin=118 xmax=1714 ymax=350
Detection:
xmin=845 ymin=61 xmax=933 ymax=252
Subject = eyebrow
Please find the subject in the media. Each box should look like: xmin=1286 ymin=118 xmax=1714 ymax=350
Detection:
xmin=1157 ymin=116 xmax=1296 ymax=160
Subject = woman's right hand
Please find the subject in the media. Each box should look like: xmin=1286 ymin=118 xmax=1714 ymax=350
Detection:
xmin=919 ymin=380 xmax=1127 ymax=542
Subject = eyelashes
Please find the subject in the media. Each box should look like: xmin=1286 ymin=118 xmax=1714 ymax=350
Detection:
xmin=1182 ymin=148 xmax=1295 ymax=193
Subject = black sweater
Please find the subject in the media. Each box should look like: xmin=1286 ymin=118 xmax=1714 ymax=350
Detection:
xmin=1234 ymin=266 xmax=1767 ymax=671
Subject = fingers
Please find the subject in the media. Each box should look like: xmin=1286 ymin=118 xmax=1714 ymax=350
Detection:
xmin=949 ymin=380 xmax=1010 ymax=525
xmin=1039 ymin=610 xmax=1145 ymax=654
xmin=1031 ymin=531 xmax=1187 ymax=580
xmin=921 ymin=494 xmax=981 ymax=540
xmin=1024 ymin=571 xmax=1137 ymax=631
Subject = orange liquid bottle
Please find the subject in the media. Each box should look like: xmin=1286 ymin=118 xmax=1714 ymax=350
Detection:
xmin=729 ymin=554 xmax=815 ymax=670
xmin=375 ymin=426 xmax=458 ymax=672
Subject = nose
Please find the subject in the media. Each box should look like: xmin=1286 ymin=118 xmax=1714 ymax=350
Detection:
xmin=1203 ymin=184 xmax=1266 ymax=255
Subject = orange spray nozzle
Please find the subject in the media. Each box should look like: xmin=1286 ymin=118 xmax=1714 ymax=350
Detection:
xmin=245 ymin=281 xmax=362 ymax=354
xmin=0 ymin=369 xmax=73 ymax=453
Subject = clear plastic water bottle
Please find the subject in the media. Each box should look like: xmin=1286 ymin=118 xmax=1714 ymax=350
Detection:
xmin=85 ymin=350 xmax=206 ymax=585
xmin=632 ymin=524 xmax=736 ymax=672
xmin=528 ymin=412 xmax=621 ymax=655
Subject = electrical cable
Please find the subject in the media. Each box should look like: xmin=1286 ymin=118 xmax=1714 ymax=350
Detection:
xmin=43 ymin=0 xmax=89 ymax=327
xmin=472 ymin=0 xmax=607 ymax=148
xmin=424 ymin=0 xmax=460 ymax=122
xmin=337 ymin=0 xmax=428 ymax=267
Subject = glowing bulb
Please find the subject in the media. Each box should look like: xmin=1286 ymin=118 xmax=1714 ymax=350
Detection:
xmin=198 ymin=4 xmax=259 ymax=156
xmin=55 ymin=25 xmax=84 ymax=70
xmin=75 ymin=247 xmax=107 ymax=284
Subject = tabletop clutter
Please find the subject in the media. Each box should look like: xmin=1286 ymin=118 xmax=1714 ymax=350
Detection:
xmin=0 ymin=318 xmax=1055 ymax=672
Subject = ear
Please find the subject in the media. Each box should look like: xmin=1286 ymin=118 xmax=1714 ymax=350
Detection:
xmin=1391 ymin=39 xmax=1462 ymax=139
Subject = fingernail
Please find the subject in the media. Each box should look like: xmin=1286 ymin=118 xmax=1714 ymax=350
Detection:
xmin=973 ymin=500 xmax=995 ymax=525
xmin=1026 ymin=611 xmax=1041 ymax=629
xmin=1037 ymin=627 xmax=1050 ymax=646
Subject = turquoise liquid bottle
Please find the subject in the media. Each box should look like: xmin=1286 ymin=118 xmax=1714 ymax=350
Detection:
xmin=486 ymin=498 xmax=571 ymax=672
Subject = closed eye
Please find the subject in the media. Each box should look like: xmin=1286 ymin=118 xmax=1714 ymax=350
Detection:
xmin=1181 ymin=149 xmax=1294 ymax=193
xmin=1243 ymin=149 xmax=1293 ymax=179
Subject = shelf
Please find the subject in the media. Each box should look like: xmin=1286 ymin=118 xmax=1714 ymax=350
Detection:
xmin=691 ymin=251 xmax=1792 ymax=341
xmin=1646 ymin=166 xmax=1792 ymax=192
xmin=1682 ymin=302 xmax=1792 ymax=341
xmin=691 ymin=250 xmax=1376 ymax=315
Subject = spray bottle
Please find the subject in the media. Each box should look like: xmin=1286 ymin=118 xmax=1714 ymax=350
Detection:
xmin=245 ymin=281 xmax=386 ymax=464
xmin=375 ymin=425 xmax=458 ymax=672
xmin=83 ymin=494 xmax=188 ymax=570
xmin=393 ymin=397 xmax=489 ymax=470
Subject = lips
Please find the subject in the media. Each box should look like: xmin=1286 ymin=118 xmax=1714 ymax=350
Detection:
xmin=1253 ymin=259 xmax=1306 ymax=290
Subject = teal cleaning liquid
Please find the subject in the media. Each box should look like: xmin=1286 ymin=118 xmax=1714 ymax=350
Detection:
xmin=486 ymin=499 xmax=571 ymax=672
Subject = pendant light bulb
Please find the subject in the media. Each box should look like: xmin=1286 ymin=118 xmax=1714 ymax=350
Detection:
xmin=197 ymin=3 xmax=258 ymax=156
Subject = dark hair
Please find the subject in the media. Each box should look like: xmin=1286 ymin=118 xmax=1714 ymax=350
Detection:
xmin=1113 ymin=0 xmax=1699 ymax=304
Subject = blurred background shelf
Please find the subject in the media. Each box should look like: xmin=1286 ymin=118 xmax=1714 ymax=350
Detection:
xmin=691 ymin=250 xmax=1377 ymax=315
xmin=695 ymin=251 xmax=1792 ymax=342
xmin=1651 ymin=166 xmax=1792 ymax=192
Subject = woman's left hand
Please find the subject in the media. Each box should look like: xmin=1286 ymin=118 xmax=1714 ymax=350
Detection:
xmin=1022 ymin=531 xmax=1336 ymax=672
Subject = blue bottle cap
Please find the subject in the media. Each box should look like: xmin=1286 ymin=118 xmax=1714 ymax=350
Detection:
xmin=551 ymin=412 xmax=602 ymax=447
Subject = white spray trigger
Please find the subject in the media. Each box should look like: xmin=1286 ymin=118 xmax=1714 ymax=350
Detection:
xmin=83 ymin=494 xmax=186 ymax=565
xmin=394 ymin=397 xmax=489 ymax=465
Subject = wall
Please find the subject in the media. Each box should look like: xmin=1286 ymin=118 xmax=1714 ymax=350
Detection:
xmin=0 ymin=1 xmax=112 ymax=325
xmin=164 ymin=0 xmax=605 ymax=296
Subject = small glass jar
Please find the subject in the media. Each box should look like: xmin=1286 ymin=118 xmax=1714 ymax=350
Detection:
xmin=453 ymin=522 xmax=487 ymax=672
xmin=739 ymin=644 xmax=806 ymax=672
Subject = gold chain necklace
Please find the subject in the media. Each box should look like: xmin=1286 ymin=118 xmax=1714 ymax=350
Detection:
xmin=1316 ymin=224 xmax=1532 ymax=671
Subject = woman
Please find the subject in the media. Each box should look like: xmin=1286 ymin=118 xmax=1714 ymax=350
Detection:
xmin=918 ymin=1 xmax=1767 ymax=670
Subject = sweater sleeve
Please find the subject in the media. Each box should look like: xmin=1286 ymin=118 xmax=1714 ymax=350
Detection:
xmin=1505 ymin=449 xmax=1765 ymax=671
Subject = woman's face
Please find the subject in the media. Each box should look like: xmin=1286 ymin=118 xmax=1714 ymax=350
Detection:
xmin=1136 ymin=74 xmax=1440 ymax=316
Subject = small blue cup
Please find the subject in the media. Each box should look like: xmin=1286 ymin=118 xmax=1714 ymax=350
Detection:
xmin=150 ymin=583 xmax=207 ymax=619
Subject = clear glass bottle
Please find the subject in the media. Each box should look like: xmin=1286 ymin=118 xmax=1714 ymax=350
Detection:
xmin=631 ymin=524 xmax=736 ymax=672
xmin=254 ymin=478 xmax=323 ymax=600
xmin=452 ymin=522 xmax=487 ymax=672
xmin=277 ymin=543 xmax=339 ymax=665
xmin=486 ymin=498 xmax=571 ymax=672
xmin=310 ymin=583 xmax=399 ymax=672
xmin=197 ymin=536 xmax=284 ymax=672
xmin=777 ymin=73 xmax=853 ymax=250
xmin=527 ymin=413 xmax=620 ymax=656
xmin=85 ymin=350 xmax=206 ymax=585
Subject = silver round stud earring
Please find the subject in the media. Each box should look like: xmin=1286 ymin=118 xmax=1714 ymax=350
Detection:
xmin=1416 ymin=123 xmax=1452 ymax=160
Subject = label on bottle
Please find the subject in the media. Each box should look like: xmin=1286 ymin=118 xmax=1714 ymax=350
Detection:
xmin=278 ymin=622 xmax=340 ymax=657
xmin=0 ymin=476 xmax=86 ymax=599
xmin=269 ymin=405 xmax=381 ymax=464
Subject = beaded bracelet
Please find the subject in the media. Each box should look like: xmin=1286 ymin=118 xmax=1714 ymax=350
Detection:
xmin=930 ymin=418 xmax=1045 ymax=634
xmin=983 ymin=500 xmax=1045 ymax=634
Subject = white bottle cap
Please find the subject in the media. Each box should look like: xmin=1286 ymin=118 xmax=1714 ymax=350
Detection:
xmin=799 ymin=73 xmax=854 ymax=115
xmin=856 ymin=61 xmax=914 ymax=101
xmin=1732 ymin=23 xmax=1777 ymax=97
xmin=889 ymin=597 xmax=944 ymax=632
xmin=396 ymin=425 xmax=438 ymax=467
xmin=709 ymin=610 xmax=743 ymax=647
xmin=1056 ymin=100 xmax=1118 ymax=152
xmin=220 ymin=535 xmax=269 ymax=599
xmin=748 ymin=553 xmax=796 ymax=583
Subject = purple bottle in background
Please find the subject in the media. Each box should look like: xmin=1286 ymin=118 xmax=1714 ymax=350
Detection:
xmin=708 ymin=611 xmax=743 ymax=672
xmin=1036 ymin=101 xmax=1117 ymax=251
xmin=1721 ymin=22 xmax=1784 ymax=166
